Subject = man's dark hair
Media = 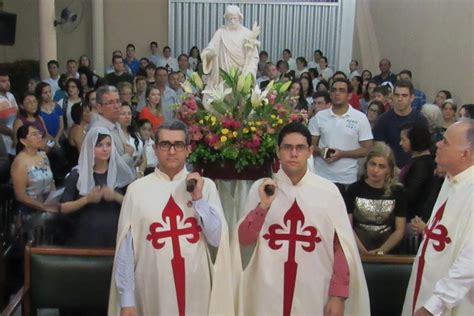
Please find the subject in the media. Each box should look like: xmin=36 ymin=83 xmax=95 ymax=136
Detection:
xmin=178 ymin=54 xmax=189 ymax=61
xmin=277 ymin=60 xmax=289 ymax=69
xmin=332 ymin=71 xmax=347 ymax=79
xmin=112 ymin=55 xmax=123 ymax=64
xmin=351 ymin=59 xmax=359 ymax=66
xmin=394 ymin=79 xmax=414 ymax=95
xmin=438 ymin=90 xmax=452 ymax=99
xmin=399 ymin=69 xmax=412 ymax=79
xmin=312 ymin=91 xmax=331 ymax=104
xmin=47 ymin=60 xmax=59 ymax=68
xmin=374 ymin=85 xmax=390 ymax=96
xmin=163 ymin=46 xmax=171 ymax=52
xmin=314 ymin=49 xmax=323 ymax=56
xmin=283 ymin=49 xmax=291 ymax=56
xmin=156 ymin=119 xmax=190 ymax=144
xmin=278 ymin=122 xmax=312 ymax=147
xmin=259 ymin=51 xmax=268 ymax=58
xmin=66 ymin=59 xmax=77 ymax=65
xmin=321 ymin=56 xmax=328 ymax=63
xmin=331 ymin=78 xmax=353 ymax=93
xmin=400 ymin=123 xmax=432 ymax=152
xmin=145 ymin=63 xmax=157 ymax=71
xmin=156 ymin=66 xmax=168 ymax=73
xmin=460 ymin=104 xmax=474 ymax=119
xmin=0 ymin=69 xmax=9 ymax=77
xmin=308 ymin=68 xmax=319 ymax=79
xmin=126 ymin=43 xmax=136 ymax=50
xmin=150 ymin=41 xmax=158 ymax=47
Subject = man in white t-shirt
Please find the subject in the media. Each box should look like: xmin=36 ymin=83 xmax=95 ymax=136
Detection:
xmin=43 ymin=60 xmax=61 ymax=96
xmin=159 ymin=46 xmax=179 ymax=73
xmin=309 ymin=78 xmax=373 ymax=192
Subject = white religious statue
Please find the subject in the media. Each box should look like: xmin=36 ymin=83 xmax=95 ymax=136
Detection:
xmin=201 ymin=5 xmax=260 ymax=95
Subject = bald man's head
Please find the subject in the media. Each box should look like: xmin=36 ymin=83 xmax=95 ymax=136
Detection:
xmin=435 ymin=119 xmax=474 ymax=176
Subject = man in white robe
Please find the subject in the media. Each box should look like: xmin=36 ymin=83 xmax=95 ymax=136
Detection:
xmin=201 ymin=5 xmax=259 ymax=90
xmin=402 ymin=120 xmax=474 ymax=316
xmin=108 ymin=120 xmax=233 ymax=316
xmin=233 ymin=122 xmax=370 ymax=316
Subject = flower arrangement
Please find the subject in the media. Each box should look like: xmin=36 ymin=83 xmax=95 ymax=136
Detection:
xmin=176 ymin=68 xmax=307 ymax=172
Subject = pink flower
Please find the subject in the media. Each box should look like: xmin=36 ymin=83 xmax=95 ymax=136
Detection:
xmin=185 ymin=96 xmax=198 ymax=110
xmin=222 ymin=118 xmax=241 ymax=129
xmin=205 ymin=133 xmax=219 ymax=146
xmin=268 ymin=94 xmax=276 ymax=103
xmin=290 ymin=114 xmax=299 ymax=121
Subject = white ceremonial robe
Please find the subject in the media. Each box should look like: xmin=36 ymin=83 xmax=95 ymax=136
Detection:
xmin=402 ymin=166 xmax=474 ymax=316
xmin=201 ymin=25 xmax=259 ymax=90
xmin=108 ymin=168 xmax=234 ymax=316
xmin=232 ymin=169 xmax=370 ymax=316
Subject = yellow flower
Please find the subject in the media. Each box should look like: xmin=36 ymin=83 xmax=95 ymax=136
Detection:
xmin=220 ymin=136 xmax=228 ymax=143
xmin=251 ymin=126 xmax=257 ymax=132
xmin=221 ymin=128 xmax=229 ymax=135
xmin=255 ymin=121 xmax=262 ymax=126
xmin=278 ymin=118 xmax=283 ymax=124
xmin=271 ymin=114 xmax=276 ymax=119
xmin=248 ymin=121 xmax=254 ymax=126
xmin=205 ymin=115 xmax=210 ymax=121
xmin=210 ymin=116 xmax=217 ymax=126
xmin=199 ymin=119 xmax=204 ymax=124
xmin=233 ymin=131 xmax=238 ymax=137
xmin=243 ymin=127 xmax=249 ymax=134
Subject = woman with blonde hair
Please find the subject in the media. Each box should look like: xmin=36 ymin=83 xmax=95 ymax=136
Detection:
xmin=344 ymin=143 xmax=407 ymax=255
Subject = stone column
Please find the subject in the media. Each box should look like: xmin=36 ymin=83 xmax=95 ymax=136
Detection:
xmin=38 ymin=0 xmax=57 ymax=80
xmin=92 ymin=0 xmax=105 ymax=75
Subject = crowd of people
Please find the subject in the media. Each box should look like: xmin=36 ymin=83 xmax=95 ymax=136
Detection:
xmin=1 ymin=40 xmax=473 ymax=315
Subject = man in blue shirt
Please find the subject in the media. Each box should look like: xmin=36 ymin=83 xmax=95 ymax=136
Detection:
xmin=374 ymin=80 xmax=428 ymax=168
xmin=124 ymin=43 xmax=140 ymax=76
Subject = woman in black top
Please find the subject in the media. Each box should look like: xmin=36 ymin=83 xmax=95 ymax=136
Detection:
xmin=399 ymin=123 xmax=435 ymax=220
xmin=60 ymin=127 xmax=135 ymax=247
xmin=345 ymin=144 xmax=407 ymax=255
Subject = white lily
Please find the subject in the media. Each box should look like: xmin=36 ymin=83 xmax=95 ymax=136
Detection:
xmin=202 ymin=82 xmax=232 ymax=110
xmin=251 ymin=84 xmax=270 ymax=108
xmin=190 ymin=72 xmax=204 ymax=90
xmin=181 ymin=80 xmax=194 ymax=94
xmin=244 ymin=22 xmax=261 ymax=49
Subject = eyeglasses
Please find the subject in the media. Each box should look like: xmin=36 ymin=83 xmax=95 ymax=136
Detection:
xmin=280 ymin=144 xmax=309 ymax=153
xmin=158 ymin=141 xmax=186 ymax=151
xmin=102 ymin=99 xmax=121 ymax=106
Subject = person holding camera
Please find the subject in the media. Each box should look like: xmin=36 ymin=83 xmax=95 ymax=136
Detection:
xmin=309 ymin=78 xmax=373 ymax=195
xmin=235 ymin=122 xmax=369 ymax=316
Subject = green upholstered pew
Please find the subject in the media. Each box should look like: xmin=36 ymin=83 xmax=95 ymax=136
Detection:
xmin=362 ymin=255 xmax=415 ymax=316
xmin=2 ymin=244 xmax=114 ymax=316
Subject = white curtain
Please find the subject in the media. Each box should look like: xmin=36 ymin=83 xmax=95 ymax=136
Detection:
xmin=169 ymin=0 xmax=344 ymax=70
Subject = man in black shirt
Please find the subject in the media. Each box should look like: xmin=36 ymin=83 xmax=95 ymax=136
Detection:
xmin=105 ymin=55 xmax=134 ymax=87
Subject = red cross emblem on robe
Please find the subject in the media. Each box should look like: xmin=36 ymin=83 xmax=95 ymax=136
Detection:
xmin=263 ymin=199 xmax=322 ymax=316
xmin=412 ymin=200 xmax=451 ymax=315
xmin=146 ymin=195 xmax=202 ymax=316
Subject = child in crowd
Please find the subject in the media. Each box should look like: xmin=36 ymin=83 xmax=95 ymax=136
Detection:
xmin=137 ymin=119 xmax=158 ymax=175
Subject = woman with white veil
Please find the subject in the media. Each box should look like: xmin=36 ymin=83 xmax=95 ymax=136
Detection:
xmin=60 ymin=127 xmax=135 ymax=247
